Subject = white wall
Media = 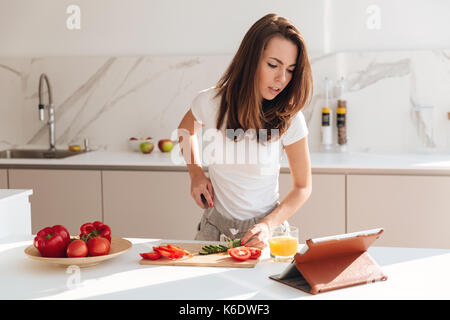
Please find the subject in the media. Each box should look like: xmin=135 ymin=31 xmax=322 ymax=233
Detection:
xmin=1 ymin=0 xmax=449 ymax=57
xmin=328 ymin=0 xmax=450 ymax=52
xmin=0 ymin=0 xmax=326 ymax=56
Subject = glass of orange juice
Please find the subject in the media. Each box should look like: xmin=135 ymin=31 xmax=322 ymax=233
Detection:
xmin=269 ymin=225 xmax=299 ymax=262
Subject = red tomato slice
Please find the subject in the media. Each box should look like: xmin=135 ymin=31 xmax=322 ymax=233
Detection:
xmin=140 ymin=252 xmax=161 ymax=260
xmin=167 ymin=244 xmax=189 ymax=258
xmin=153 ymin=246 xmax=173 ymax=258
xmin=153 ymin=246 xmax=182 ymax=259
xmin=248 ymin=247 xmax=261 ymax=259
xmin=228 ymin=247 xmax=251 ymax=261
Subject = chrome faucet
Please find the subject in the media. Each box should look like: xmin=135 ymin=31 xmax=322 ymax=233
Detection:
xmin=38 ymin=73 xmax=56 ymax=151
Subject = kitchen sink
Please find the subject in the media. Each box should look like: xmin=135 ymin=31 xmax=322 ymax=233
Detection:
xmin=0 ymin=149 xmax=87 ymax=159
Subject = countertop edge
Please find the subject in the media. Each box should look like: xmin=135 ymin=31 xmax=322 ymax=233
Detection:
xmin=2 ymin=163 xmax=450 ymax=176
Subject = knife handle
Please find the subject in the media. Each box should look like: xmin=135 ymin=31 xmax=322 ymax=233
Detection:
xmin=201 ymin=194 xmax=207 ymax=206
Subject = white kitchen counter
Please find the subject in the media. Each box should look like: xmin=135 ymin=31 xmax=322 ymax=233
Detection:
xmin=0 ymin=189 xmax=32 ymax=240
xmin=1 ymin=149 xmax=450 ymax=175
xmin=1 ymin=236 xmax=449 ymax=300
xmin=0 ymin=189 xmax=33 ymax=203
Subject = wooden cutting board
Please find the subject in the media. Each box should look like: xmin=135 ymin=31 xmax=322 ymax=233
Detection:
xmin=139 ymin=242 xmax=259 ymax=268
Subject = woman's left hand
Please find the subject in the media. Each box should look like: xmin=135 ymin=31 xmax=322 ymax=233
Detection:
xmin=240 ymin=222 xmax=271 ymax=249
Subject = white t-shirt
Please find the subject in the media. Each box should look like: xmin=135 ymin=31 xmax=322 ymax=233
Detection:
xmin=190 ymin=87 xmax=309 ymax=220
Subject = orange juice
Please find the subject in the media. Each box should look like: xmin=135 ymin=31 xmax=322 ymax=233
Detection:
xmin=269 ymin=236 xmax=298 ymax=257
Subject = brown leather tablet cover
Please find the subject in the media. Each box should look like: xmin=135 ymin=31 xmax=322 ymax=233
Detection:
xmin=269 ymin=228 xmax=388 ymax=294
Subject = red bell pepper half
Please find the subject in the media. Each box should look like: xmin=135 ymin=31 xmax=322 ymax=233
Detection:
xmin=33 ymin=225 xmax=71 ymax=258
xmin=79 ymin=221 xmax=112 ymax=242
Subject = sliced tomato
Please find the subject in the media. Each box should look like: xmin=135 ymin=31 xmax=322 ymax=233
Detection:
xmin=154 ymin=245 xmax=184 ymax=259
xmin=153 ymin=246 xmax=174 ymax=258
xmin=158 ymin=245 xmax=181 ymax=259
xmin=140 ymin=252 xmax=161 ymax=260
xmin=167 ymin=244 xmax=185 ymax=253
xmin=228 ymin=247 xmax=251 ymax=261
xmin=166 ymin=244 xmax=188 ymax=258
xmin=168 ymin=250 xmax=184 ymax=259
xmin=167 ymin=244 xmax=192 ymax=257
xmin=248 ymin=247 xmax=261 ymax=259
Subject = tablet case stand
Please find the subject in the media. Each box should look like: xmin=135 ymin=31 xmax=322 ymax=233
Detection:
xmin=269 ymin=228 xmax=388 ymax=295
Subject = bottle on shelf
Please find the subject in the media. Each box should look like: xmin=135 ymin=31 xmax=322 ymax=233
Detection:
xmin=320 ymin=77 xmax=333 ymax=152
xmin=335 ymin=77 xmax=348 ymax=153
xmin=336 ymin=100 xmax=347 ymax=152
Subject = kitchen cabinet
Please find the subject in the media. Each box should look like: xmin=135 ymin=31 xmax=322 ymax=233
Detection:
xmin=8 ymin=169 xmax=102 ymax=235
xmin=0 ymin=169 xmax=7 ymax=188
xmin=102 ymin=170 xmax=201 ymax=239
xmin=3 ymin=160 xmax=450 ymax=249
xmin=279 ymin=173 xmax=346 ymax=243
xmin=347 ymin=175 xmax=450 ymax=249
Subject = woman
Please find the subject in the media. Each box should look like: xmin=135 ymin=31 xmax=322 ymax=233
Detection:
xmin=177 ymin=13 xmax=313 ymax=249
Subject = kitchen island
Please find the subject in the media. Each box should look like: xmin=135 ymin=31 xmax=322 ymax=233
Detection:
xmin=1 ymin=236 xmax=449 ymax=300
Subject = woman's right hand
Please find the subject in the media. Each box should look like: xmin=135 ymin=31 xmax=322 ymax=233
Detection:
xmin=190 ymin=171 xmax=214 ymax=209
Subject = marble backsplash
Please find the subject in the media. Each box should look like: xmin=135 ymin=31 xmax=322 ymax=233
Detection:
xmin=1 ymin=50 xmax=450 ymax=154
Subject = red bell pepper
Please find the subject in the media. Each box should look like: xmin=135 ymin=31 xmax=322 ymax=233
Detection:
xmin=79 ymin=221 xmax=111 ymax=242
xmin=140 ymin=252 xmax=161 ymax=260
xmin=33 ymin=225 xmax=71 ymax=258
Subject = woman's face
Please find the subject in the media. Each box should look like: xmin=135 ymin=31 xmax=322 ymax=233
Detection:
xmin=257 ymin=36 xmax=298 ymax=101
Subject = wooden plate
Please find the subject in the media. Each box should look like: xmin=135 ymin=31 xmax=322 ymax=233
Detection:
xmin=24 ymin=237 xmax=132 ymax=267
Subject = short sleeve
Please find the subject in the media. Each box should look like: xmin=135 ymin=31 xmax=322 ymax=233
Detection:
xmin=281 ymin=111 xmax=309 ymax=147
xmin=189 ymin=87 xmax=218 ymax=128
xmin=190 ymin=92 xmax=205 ymax=124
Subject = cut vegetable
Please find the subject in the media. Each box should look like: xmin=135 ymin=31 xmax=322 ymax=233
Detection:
xmin=199 ymin=244 xmax=229 ymax=255
xmin=228 ymin=247 xmax=251 ymax=261
xmin=197 ymin=240 xmax=245 ymax=255
xmin=229 ymin=239 xmax=242 ymax=248
xmin=150 ymin=244 xmax=192 ymax=260
xmin=140 ymin=252 xmax=161 ymax=260
xmin=249 ymin=247 xmax=261 ymax=259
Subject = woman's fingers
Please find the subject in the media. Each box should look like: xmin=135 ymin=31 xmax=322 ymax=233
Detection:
xmin=202 ymin=191 xmax=213 ymax=208
xmin=198 ymin=182 xmax=213 ymax=208
xmin=244 ymin=237 xmax=266 ymax=249
xmin=206 ymin=180 xmax=215 ymax=203
xmin=241 ymin=223 xmax=269 ymax=249
xmin=246 ymin=240 xmax=266 ymax=250
xmin=241 ymin=225 xmax=260 ymax=246
xmin=190 ymin=175 xmax=214 ymax=209
xmin=192 ymin=186 xmax=213 ymax=209
xmin=244 ymin=233 xmax=266 ymax=249
xmin=194 ymin=193 xmax=207 ymax=209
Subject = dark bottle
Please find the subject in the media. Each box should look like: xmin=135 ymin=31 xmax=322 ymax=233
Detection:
xmin=337 ymin=100 xmax=347 ymax=147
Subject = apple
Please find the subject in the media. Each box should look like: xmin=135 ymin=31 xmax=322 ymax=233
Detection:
xmin=158 ymin=139 xmax=174 ymax=152
xmin=140 ymin=141 xmax=154 ymax=154
xmin=130 ymin=137 xmax=138 ymax=141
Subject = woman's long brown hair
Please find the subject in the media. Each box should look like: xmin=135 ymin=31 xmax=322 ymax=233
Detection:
xmin=214 ymin=13 xmax=313 ymax=143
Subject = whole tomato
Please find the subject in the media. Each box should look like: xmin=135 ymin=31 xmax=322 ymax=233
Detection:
xmin=87 ymin=237 xmax=111 ymax=256
xmin=66 ymin=240 xmax=88 ymax=258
